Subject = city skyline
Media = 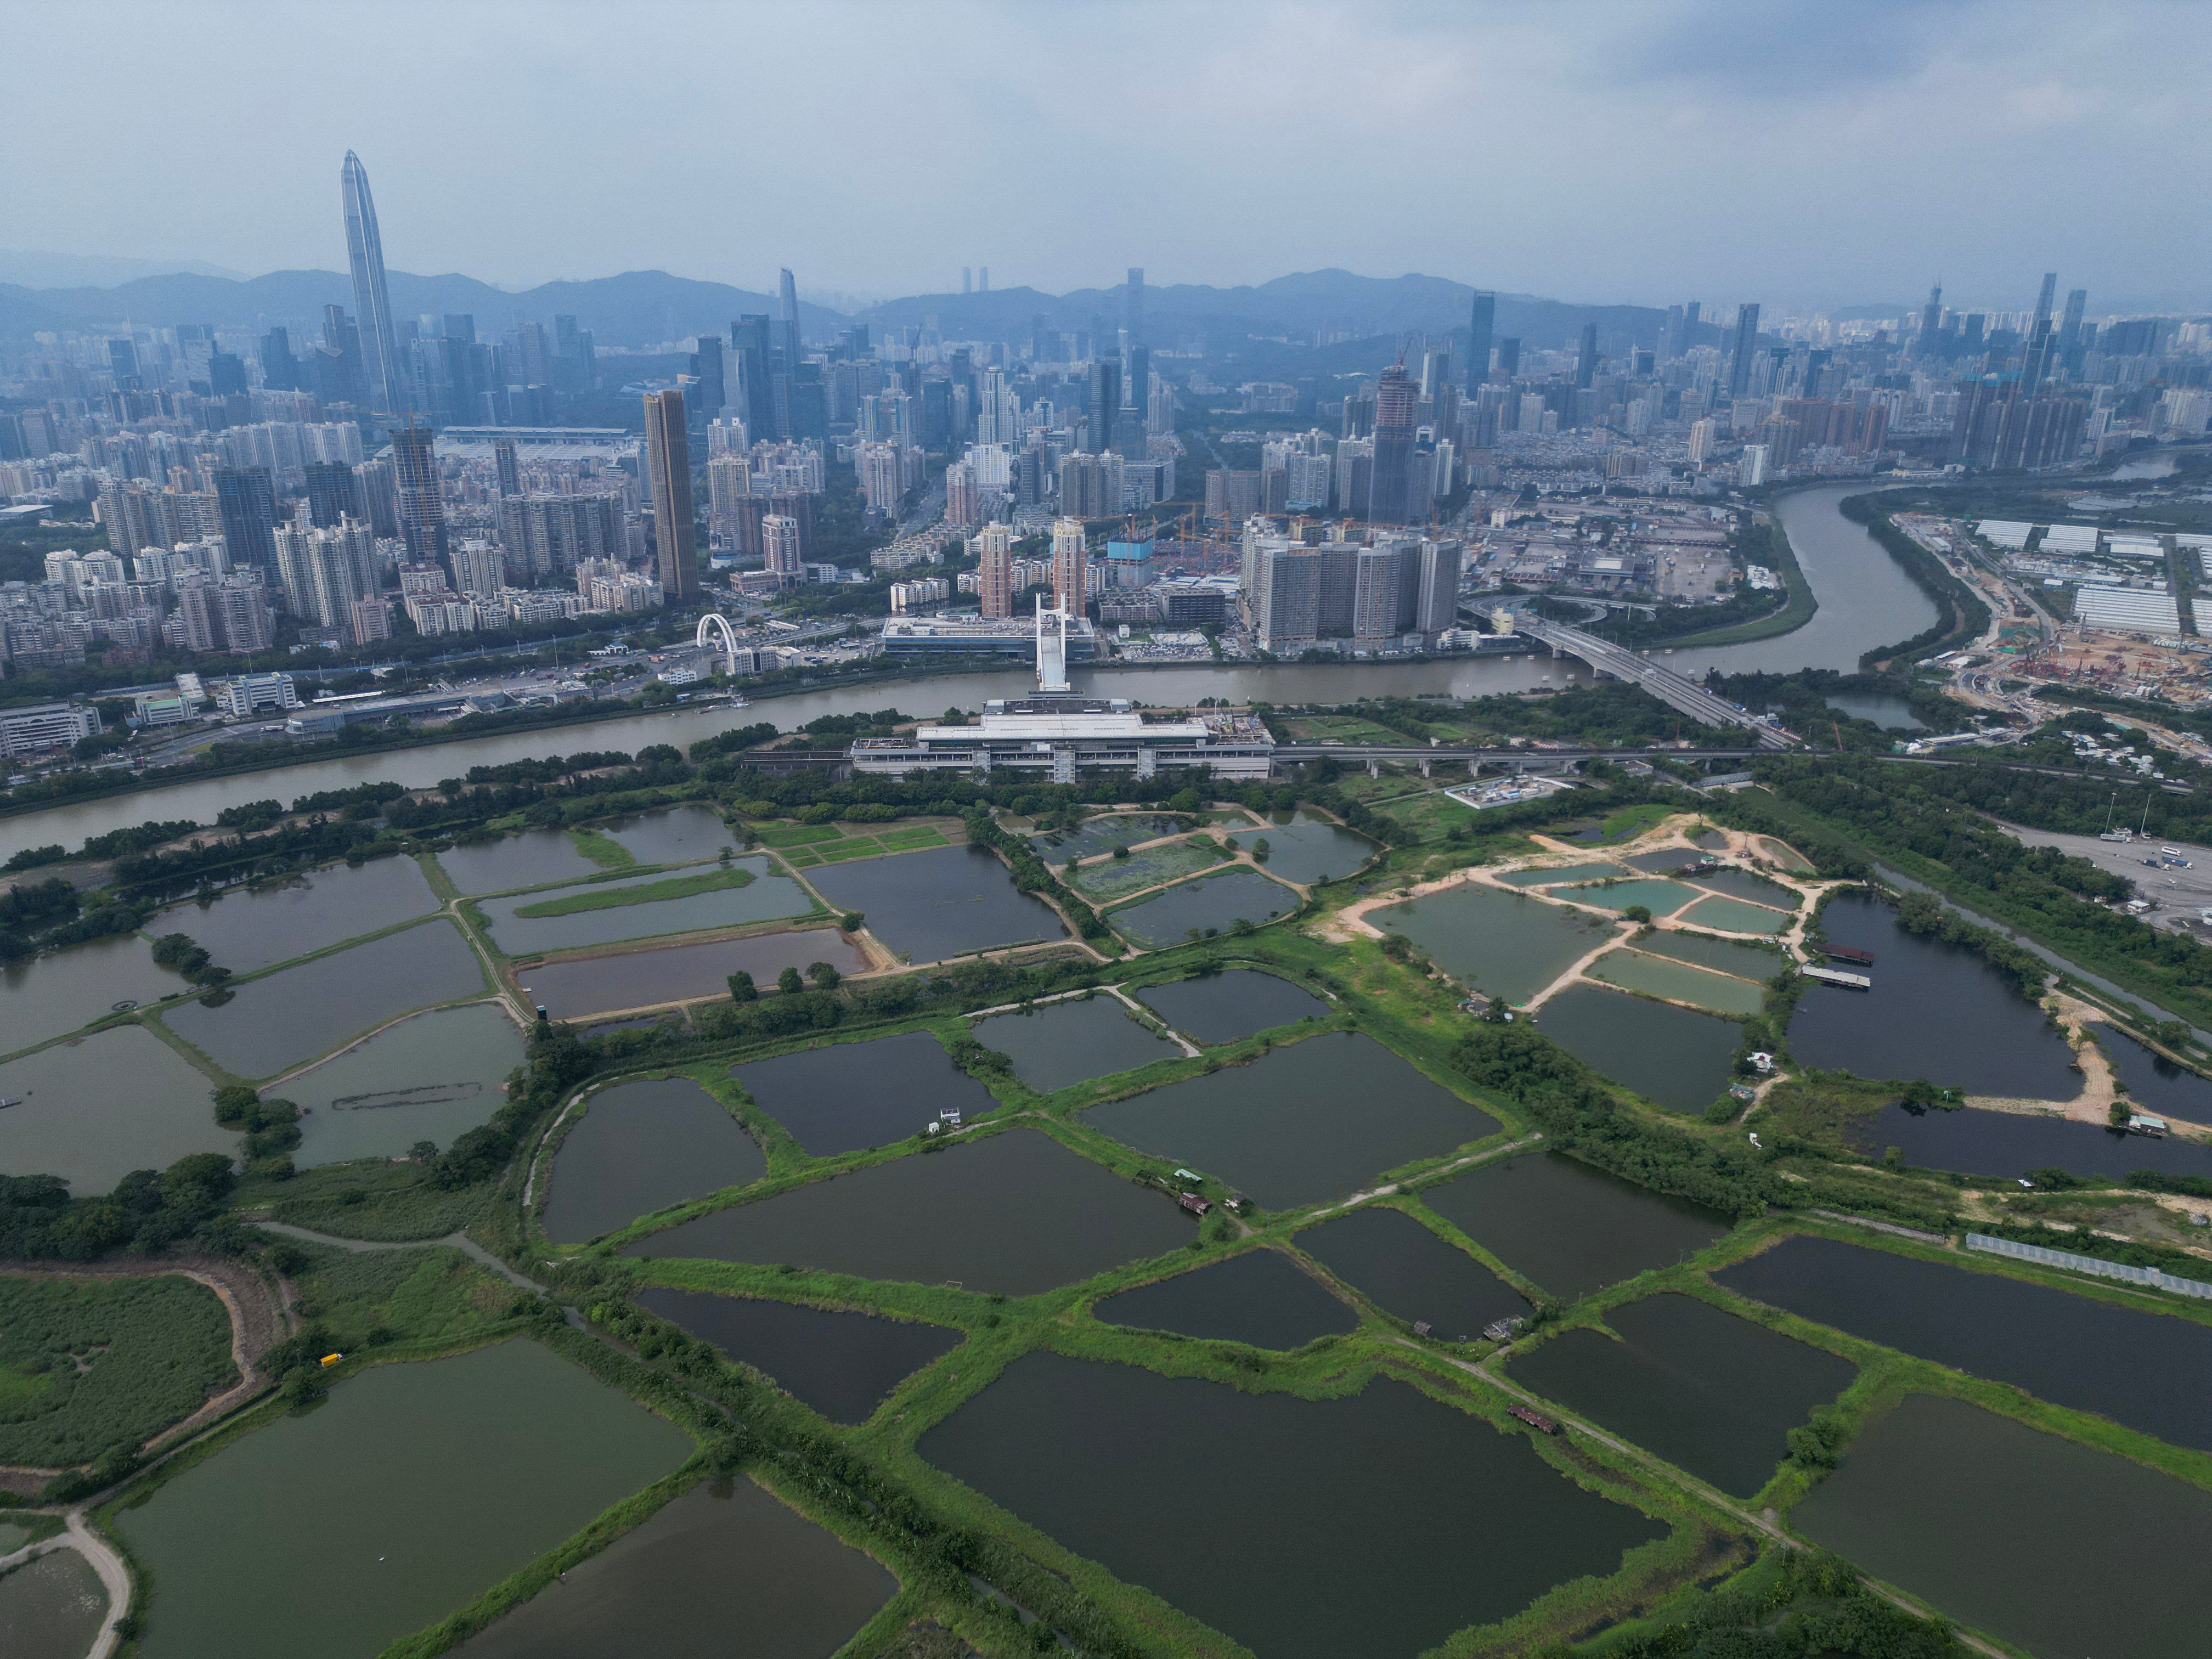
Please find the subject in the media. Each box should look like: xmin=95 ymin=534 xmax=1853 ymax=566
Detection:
xmin=4 ymin=1 xmax=2209 ymax=313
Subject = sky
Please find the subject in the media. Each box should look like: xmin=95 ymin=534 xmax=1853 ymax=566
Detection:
xmin=4 ymin=0 xmax=2208 ymax=314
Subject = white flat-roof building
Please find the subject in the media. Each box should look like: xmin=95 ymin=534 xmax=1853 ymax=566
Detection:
xmin=850 ymin=696 xmax=1274 ymax=782
xmin=0 ymin=701 xmax=100 ymax=756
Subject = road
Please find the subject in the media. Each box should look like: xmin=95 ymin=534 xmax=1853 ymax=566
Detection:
xmin=2000 ymin=822 xmax=2212 ymax=930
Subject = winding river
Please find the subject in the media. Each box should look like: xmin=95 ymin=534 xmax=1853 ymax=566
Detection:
xmin=0 ymin=484 xmax=1934 ymax=862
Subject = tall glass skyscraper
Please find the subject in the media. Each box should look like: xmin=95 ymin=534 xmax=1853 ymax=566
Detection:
xmin=341 ymin=151 xmax=407 ymax=414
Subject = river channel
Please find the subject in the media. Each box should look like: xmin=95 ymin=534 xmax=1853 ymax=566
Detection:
xmin=0 ymin=484 xmax=1940 ymax=865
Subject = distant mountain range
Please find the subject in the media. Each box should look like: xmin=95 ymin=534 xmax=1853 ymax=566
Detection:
xmin=0 ymin=264 xmax=1682 ymax=358
xmin=0 ymin=249 xmax=249 ymax=289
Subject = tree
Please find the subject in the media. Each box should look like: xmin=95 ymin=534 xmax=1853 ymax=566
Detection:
xmin=1622 ymin=904 xmax=1651 ymax=923
xmin=407 ymin=1140 xmax=438 ymax=1161
xmin=777 ymin=966 xmax=805 ymax=995
xmin=808 ymin=961 xmax=841 ymax=989
xmin=727 ymin=970 xmax=757 ymax=1003
xmin=838 ymin=912 xmax=865 ymax=932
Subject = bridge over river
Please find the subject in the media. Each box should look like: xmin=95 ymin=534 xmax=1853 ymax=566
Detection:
xmin=1504 ymin=614 xmax=1799 ymax=749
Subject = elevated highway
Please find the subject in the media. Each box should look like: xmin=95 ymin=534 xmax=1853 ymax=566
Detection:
xmin=1506 ymin=615 xmax=1799 ymax=749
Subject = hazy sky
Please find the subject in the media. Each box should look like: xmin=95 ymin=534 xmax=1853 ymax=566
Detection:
xmin=7 ymin=0 xmax=2207 ymax=312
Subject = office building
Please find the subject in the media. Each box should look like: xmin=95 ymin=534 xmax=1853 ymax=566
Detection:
xmin=340 ymin=151 xmax=407 ymax=413
xmin=1728 ymin=303 xmax=1761 ymax=397
xmin=1125 ymin=267 xmax=1144 ymax=346
xmin=1087 ymin=357 xmax=1121 ymax=453
xmin=1467 ymin=291 xmax=1495 ymax=387
xmin=213 ymin=465 xmax=278 ymax=568
xmin=778 ymin=269 xmax=801 ymax=362
xmin=642 ymin=388 xmax=699 ymax=601
xmin=390 ymin=419 xmax=448 ymax=566
xmin=1575 ymin=323 xmax=1599 ymax=390
xmin=1367 ymin=365 xmax=1418 ymax=523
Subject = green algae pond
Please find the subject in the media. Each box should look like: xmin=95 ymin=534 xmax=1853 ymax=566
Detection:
xmin=920 ymin=1352 xmax=1663 ymax=1659
xmin=1107 ymin=867 xmax=1297 ymax=945
xmin=1683 ymin=866 xmax=1798 ymax=907
xmin=0 ymin=1025 xmax=237 ymax=1191
xmin=1370 ymin=883 xmax=1614 ymax=1004
xmin=625 ymin=1127 xmax=1192 ymax=1295
xmin=1132 ymin=967 xmax=1328 ymax=1045
xmin=1549 ymin=877 xmax=1704 ymax=915
xmin=1791 ymin=1392 xmax=2212 ymax=1659
xmin=635 ymin=1288 xmax=962 ymax=1424
xmin=1584 ymin=947 xmax=1766 ymax=1016
xmin=286 ymin=1002 xmax=526 ymax=1169
xmin=1296 ymin=1207 xmax=1529 ymax=1340
xmin=1495 ymin=861 xmax=1626 ymax=887
xmin=1533 ymin=984 xmax=1739 ymax=1116
xmin=1635 ymin=929 xmax=1782 ymax=979
xmin=1509 ymin=1293 xmax=1855 ymax=1497
xmin=1085 ymin=1032 xmax=1499 ymax=1209
xmin=733 ymin=1030 xmax=997 ymax=1156
xmin=115 ymin=1339 xmax=693 ymax=1659
xmin=1221 ymin=816 xmax=1375 ymax=885
xmin=150 ymin=854 xmax=439 ymax=973
xmin=0 ymin=1549 xmax=108 ymax=1659
xmin=454 ymin=1477 xmax=896 ymax=1659
xmin=1092 ymin=1247 xmax=1361 ymax=1348
xmin=541 ymin=1078 xmax=766 ymax=1244
xmin=1420 ymin=1152 xmax=1731 ymax=1301
xmin=972 ymin=995 xmax=1178 ymax=1093
xmin=1674 ymin=895 xmax=1788 ymax=935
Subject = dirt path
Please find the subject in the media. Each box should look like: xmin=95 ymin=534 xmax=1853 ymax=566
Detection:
xmin=249 ymin=1220 xmax=545 ymax=1295
xmin=0 ymin=1515 xmax=134 ymax=1658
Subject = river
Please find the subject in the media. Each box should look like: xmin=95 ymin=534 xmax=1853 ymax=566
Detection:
xmin=0 ymin=483 xmax=1937 ymax=864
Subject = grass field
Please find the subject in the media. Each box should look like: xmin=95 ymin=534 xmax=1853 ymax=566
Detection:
xmin=568 ymin=828 xmax=636 ymax=870
xmin=512 ymin=867 xmax=755 ymax=917
xmin=286 ymin=1242 xmax=517 ymax=1348
xmin=778 ymin=827 xmax=953 ymax=868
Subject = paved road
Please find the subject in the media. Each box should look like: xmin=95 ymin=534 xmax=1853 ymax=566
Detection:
xmin=2001 ymin=823 xmax=2212 ymax=926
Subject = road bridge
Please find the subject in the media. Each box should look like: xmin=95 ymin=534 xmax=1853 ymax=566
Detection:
xmin=1506 ymin=614 xmax=1799 ymax=749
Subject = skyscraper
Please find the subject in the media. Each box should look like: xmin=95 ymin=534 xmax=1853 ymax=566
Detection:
xmin=1366 ymin=365 xmax=1418 ymax=524
xmin=1466 ymin=291 xmax=1494 ymax=388
xmin=1088 ymin=357 xmax=1121 ymax=453
xmin=494 ymin=438 xmax=521 ymax=501
xmin=1728 ymin=303 xmax=1761 ymax=397
xmin=642 ymin=389 xmax=699 ymax=602
xmin=1917 ymin=284 xmax=1943 ymax=359
xmin=2057 ymin=287 xmax=2089 ymax=376
xmin=731 ymin=315 xmax=775 ymax=437
xmin=977 ymin=522 xmax=1014 ymax=619
xmin=1125 ymin=268 xmax=1145 ymax=347
xmin=213 ymin=466 xmax=278 ymax=568
xmin=1051 ymin=517 xmax=1087 ymax=614
xmin=340 ymin=151 xmax=407 ymax=414
xmin=778 ymin=269 xmax=801 ymax=363
xmin=2034 ymin=271 xmax=2058 ymax=328
xmin=390 ymin=419 xmax=448 ymax=567
xmin=1574 ymin=323 xmax=1599 ymax=390
xmin=259 ymin=327 xmax=301 ymax=392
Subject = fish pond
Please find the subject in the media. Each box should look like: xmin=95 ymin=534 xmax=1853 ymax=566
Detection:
xmin=1788 ymin=893 xmax=2078 ymax=1100
xmin=1296 ymin=1207 xmax=1530 ymax=1339
xmin=1550 ymin=878 xmax=1705 ymax=916
xmin=1823 ymin=690 xmax=1929 ymax=731
xmin=0 ymin=1549 xmax=108 ymax=1659
xmin=1717 ymin=1233 xmax=2212 ymax=1453
xmin=1673 ymin=895 xmax=1789 ymax=934
xmin=1092 ymin=1248 xmax=1361 ymax=1348
xmin=434 ymin=827 xmax=606 ymax=895
xmin=2097 ymin=1026 xmax=2212 ymax=1125
xmin=1107 ymin=867 xmax=1296 ymax=946
xmin=1066 ymin=838 xmax=1223 ymax=900
xmin=635 ymin=1288 xmax=961 ymax=1424
xmin=921 ymin=1353 xmax=1662 ymax=1659
xmin=541 ymin=1077 xmax=766 ymax=1244
xmin=972 ymin=996 xmax=1177 ymax=1093
xmin=1534 ymin=985 xmax=1739 ymax=1116
xmin=1637 ymin=929 xmax=1782 ymax=979
xmin=626 ymin=1127 xmax=1191 ymax=1295
xmin=1133 ymin=968 xmax=1328 ymax=1045
xmin=1509 ymin=1294 xmax=1854 ymax=1497
xmin=285 ymin=1003 xmax=526 ymax=1168
xmin=1792 ymin=1393 xmax=2212 ymax=1659
xmin=515 ymin=927 xmax=867 ymax=1019
xmin=1222 ymin=817 xmax=1374 ymax=885
xmin=1495 ymin=862 xmax=1626 ymax=888
xmin=1086 ymin=1033 xmax=1500 ymax=1209
xmin=116 ymin=1339 xmax=694 ymax=1659
xmin=603 ymin=804 xmax=738 ymax=866
xmin=454 ymin=1477 xmax=897 ymax=1659
xmin=1682 ymin=866 xmax=1798 ymax=907
xmin=1370 ymin=883 xmax=1614 ymax=1005
xmin=3 ymin=932 xmax=188 ymax=1053
xmin=477 ymin=857 xmax=814 ymax=956
xmin=1585 ymin=948 xmax=1766 ymax=1016
xmin=732 ymin=1031 xmax=997 ymax=1156
xmin=160 ymin=920 xmax=488 ymax=1079
xmin=1030 ymin=813 xmax=1188 ymax=862
xmin=805 ymin=844 xmax=1066 ymax=961
xmin=1420 ymin=1152 xmax=1732 ymax=1301
xmin=1854 ymin=1101 xmax=2212 ymax=1181
xmin=1622 ymin=848 xmax=1707 ymax=874
xmin=151 ymin=855 xmax=439 ymax=973
xmin=0 ymin=1025 xmax=236 ymax=1190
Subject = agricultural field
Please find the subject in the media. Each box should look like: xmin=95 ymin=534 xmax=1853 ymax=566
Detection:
xmin=772 ymin=825 xmax=956 ymax=868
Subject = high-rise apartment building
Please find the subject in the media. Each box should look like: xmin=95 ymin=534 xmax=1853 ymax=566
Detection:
xmin=1366 ymin=365 xmax=1418 ymax=524
xmin=390 ymin=419 xmax=448 ymax=566
xmin=213 ymin=465 xmax=278 ymax=568
xmin=1728 ymin=303 xmax=1761 ymax=397
xmin=340 ymin=151 xmax=407 ymax=414
xmin=944 ymin=461 xmax=981 ymax=530
xmin=494 ymin=438 xmax=521 ymax=500
xmin=1051 ymin=517 xmax=1088 ymax=614
xmin=763 ymin=514 xmax=803 ymax=579
xmin=642 ymin=389 xmax=699 ymax=602
xmin=977 ymin=522 xmax=1014 ymax=619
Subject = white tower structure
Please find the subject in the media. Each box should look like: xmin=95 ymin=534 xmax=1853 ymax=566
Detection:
xmin=1034 ymin=595 xmax=1071 ymax=694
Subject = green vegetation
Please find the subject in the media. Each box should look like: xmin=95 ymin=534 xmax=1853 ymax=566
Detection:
xmin=1576 ymin=1545 xmax=1963 ymax=1657
xmin=0 ymin=1273 xmax=235 ymax=1466
xmin=270 ymin=1240 xmax=517 ymax=1350
xmin=512 ymin=866 xmax=755 ymax=918
xmin=568 ymin=827 xmax=636 ymax=869
xmin=1068 ymin=838 xmax=1221 ymax=899
xmin=775 ymin=825 xmax=954 ymax=868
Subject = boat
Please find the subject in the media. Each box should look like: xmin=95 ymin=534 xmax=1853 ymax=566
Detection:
xmin=0 ymin=1096 xmax=21 ymax=1110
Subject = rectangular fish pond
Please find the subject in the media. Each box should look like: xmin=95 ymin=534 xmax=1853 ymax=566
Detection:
xmin=1132 ymin=967 xmax=1329 ymax=1045
xmin=635 ymin=1288 xmax=961 ymax=1424
xmin=514 ymin=928 xmax=868 ymax=1019
xmin=1531 ymin=984 xmax=1740 ymax=1116
xmin=731 ymin=1030 xmax=999 ymax=1156
xmin=1106 ymin=867 xmax=1298 ymax=946
xmin=804 ymin=843 xmax=1068 ymax=961
xmin=1369 ymin=883 xmax=1615 ymax=1006
xmin=476 ymin=857 xmax=814 ymax=956
xmin=285 ymin=1002 xmax=527 ymax=1168
xmin=540 ymin=1078 xmax=767 ymax=1245
xmin=970 ymin=995 xmax=1178 ymax=1093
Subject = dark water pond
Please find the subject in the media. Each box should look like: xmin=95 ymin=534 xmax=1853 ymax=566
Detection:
xmin=117 ymin=1339 xmax=693 ymax=1659
xmin=1296 ymin=1207 xmax=1529 ymax=1340
xmin=806 ymin=844 xmax=1066 ymax=961
xmin=636 ymin=1288 xmax=961 ymax=1423
xmin=1534 ymin=985 xmax=1739 ymax=1116
xmin=1032 ymin=814 xmax=1186 ymax=861
xmin=1793 ymin=1392 xmax=2212 ymax=1659
xmin=289 ymin=1003 xmax=525 ymax=1168
xmin=1683 ymin=867 xmax=1797 ymax=908
xmin=1553 ymin=877 xmax=1705 ymax=916
xmin=1370 ymin=883 xmax=1615 ymax=1005
xmin=517 ymin=928 xmax=866 ymax=1019
xmin=1134 ymin=968 xmax=1328 ymax=1045
xmin=151 ymin=854 xmax=439 ymax=973
xmin=1637 ymin=929 xmax=1781 ymax=980
xmin=605 ymin=804 xmax=738 ymax=866
xmin=1717 ymin=1233 xmax=2212 ymax=1452
xmin=1421 ymin=1152 xmax=1731 ymax=1300
xmin=542 ymin=1078 xmax=765 ymax=1243
xmin=1624 ymin=848 xmax=1708 ymax=874
xmin=435 ymin=828 xmax=603 ymax=895
xmin=1108 ymin=868 xmax=1297 ymax=945
xmin=456 ymin=1477 xmax=896 ymax=1659
xmin=0 ymin=1025 xmax=236 ymax=1192
xmin=0 ymin=1548 xmax=108 ymax=1659
xmin=973 ymin=996 xmax=1176 ymax=1093
xmin=921 ymin=1353 xmax=1663 ymax=1659
xmin=479 ymin=856 xmax=814 ymax=955
xmin=160 ymin=920 xmax=488 ymax=1079
xmin=1087 ymin=1033 xmax=1500 ymax=1209
xmin=2097 ymin=1026 xmax=2212 ymax=1126
xmin=733 ymin=1031 xmax=996 ymax=1156
xmin=1789 ymin=893 xmax=2077 ymax=1099
xmin=1509 ymin=1293 xmax=1854 ymax=1497
xmin=626 ymin=1127 xmax=1190 ymax=1295
xmin=1223 ymin=819 xmax=1374 ymax=885
xmin=1853 ymin=1101 xmax=2212 ymax=1181
xmin=1093 ymin=1248 xmax=1361 ymax=1348
xmin=4 ymin=932 xmax=188 ymax=1052
xmin=1497 ymin=861 xmax=1625 ymax=887
xmin=1824 ymin=690 xmax=1928 ymax=731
